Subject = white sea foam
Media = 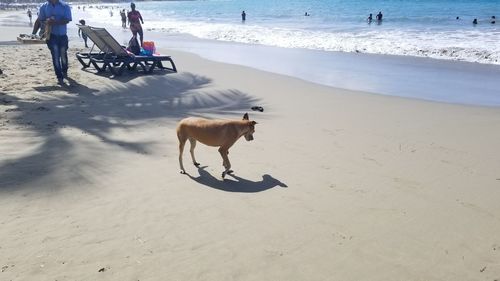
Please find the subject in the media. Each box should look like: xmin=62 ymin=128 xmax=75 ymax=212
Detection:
xmin=153 ymin=20 xmax=500 ymax=65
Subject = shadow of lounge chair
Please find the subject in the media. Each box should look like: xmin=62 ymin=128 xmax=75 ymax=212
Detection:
xmin=76 ymin=25 xmax=177 ymax=76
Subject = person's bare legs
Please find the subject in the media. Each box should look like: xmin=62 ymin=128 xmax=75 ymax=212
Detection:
xmin=138 ymin=28 xmax=144 ymax=47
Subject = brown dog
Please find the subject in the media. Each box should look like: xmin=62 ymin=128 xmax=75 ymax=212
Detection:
xmin=177 ymin=113 xmax=257 ymax=178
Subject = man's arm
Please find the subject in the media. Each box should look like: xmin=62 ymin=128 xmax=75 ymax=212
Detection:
xmin=32 ymin=17 xmax=41 ymax=35
xmin=32 ymin=4 xmax=44 ymax=35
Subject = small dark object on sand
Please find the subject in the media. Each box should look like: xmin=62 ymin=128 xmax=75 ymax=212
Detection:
xmin=251 ymin=106 xmax=264 ymax=112
xmin=98 ymin=267 xmax=106 ymax=272
xmin=0 ymin=69 xmax=3 ymax=75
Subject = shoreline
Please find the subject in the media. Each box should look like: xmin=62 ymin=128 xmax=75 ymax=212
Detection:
xmin=145 ymin=31 xmax=500 ymax=107
xmin=85 ymin=23 xmax=500 ymax=107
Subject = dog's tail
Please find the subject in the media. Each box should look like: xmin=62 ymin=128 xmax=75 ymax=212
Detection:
xmin=176 ymin=120 xmax=188 ymax=143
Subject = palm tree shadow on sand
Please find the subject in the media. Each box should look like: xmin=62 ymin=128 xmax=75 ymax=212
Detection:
xmin=186 ymin=166 xmax=287 ymax=193
xmin=0 ymin=72 xmax=262 ymax=191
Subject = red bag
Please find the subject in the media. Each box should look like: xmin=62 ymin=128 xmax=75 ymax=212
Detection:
xmin=143 ymin=41 xmax=156 ymax=56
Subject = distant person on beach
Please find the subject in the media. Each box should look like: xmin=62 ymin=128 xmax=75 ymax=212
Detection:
xmin=120 ymin=9 xmax=127 ymax=28
xmin=128 ymin=2 xmax=144 ymax=46
xmin=376 ymin=11 xmax=383 ymax=21
xmin=367 ymin=13 xmax=373 ymax=23
xmin=27 ymin=9 xmax=32 ymax=24
xmin=241 ymin=10 xmax=246 ymax=21
xmin=473 ymin=18 xmax=478 ymax=25
xmin=491 ymin=16 xmax=496 ymax=24
xmin=78 ymin=19 xmax=89 ymax=48
xmin=32 ymin=0 xmax=72 ymax=85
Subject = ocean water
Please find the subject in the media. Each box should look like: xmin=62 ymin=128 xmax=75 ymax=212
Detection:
xmin=78 ymin=0 xmax=500 ymax=65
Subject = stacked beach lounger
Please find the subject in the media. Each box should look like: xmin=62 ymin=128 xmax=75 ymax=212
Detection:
xmin=76 ymin=25 xmax=176 ymax=76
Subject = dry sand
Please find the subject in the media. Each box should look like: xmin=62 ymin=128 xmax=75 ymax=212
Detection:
xmin=1 ymin=22 xmax=500 ymax=281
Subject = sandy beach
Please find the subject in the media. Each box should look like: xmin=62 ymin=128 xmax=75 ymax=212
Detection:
xmin=1 ymin=10 xmax=500 ymax=281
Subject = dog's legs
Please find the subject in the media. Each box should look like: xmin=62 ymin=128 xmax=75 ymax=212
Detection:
xmin=178 ymin=134 xmax=187 ymax=174
xmin=218 ymin=146 xmax=233 ymax=178
xmin=189 ymin=138 xmax=200 ymax=167
xmin=224 ymin=150 xmax=233 ymax=174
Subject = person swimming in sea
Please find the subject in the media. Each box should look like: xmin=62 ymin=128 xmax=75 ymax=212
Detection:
xmin=376 ymin=11 xmax=383 ymax=21
xmin=367 ymin=13 xmax=373 ymax=23
xmin=473 ymin=18 xmax=478 ymax=25
xmin=491 ymin=16 xmax=496 ymax=24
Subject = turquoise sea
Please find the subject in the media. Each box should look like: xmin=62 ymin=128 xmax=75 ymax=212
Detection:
xmin=80 ymin=0 xmax=500 ymax=65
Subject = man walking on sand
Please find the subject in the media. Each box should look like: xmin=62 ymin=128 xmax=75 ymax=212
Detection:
xmin=32 ymin=0 xmax=72 ymax=85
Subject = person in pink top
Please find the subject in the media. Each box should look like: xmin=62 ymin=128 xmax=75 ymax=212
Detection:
xmin=127 ymin=2 xmax=144 ymax=46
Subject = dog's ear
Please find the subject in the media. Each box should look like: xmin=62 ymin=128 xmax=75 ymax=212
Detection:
xmin=243 ymin=113 xmax=249 ymax=120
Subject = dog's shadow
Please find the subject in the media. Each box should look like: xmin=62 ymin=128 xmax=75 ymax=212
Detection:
xmin=186 ymin=166 xmax=287 ymax=193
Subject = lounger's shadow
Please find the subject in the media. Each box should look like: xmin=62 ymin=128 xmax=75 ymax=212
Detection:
xmin=80 ymin=67 xmax=171 ymax=82
xmin=186 ymin=166 xmax=287 ymax=193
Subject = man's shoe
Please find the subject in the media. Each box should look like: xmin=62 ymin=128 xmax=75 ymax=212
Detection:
xmin=57 ymin=78 xmax=64 ymax=86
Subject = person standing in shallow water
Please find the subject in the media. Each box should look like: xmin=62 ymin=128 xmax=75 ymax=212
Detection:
xmin=128 ymin=2 xmax=144 ymax=46
xmin=27 ymin=9 xmax=32 ymax=24
xmin=120 ymin=9 xmax=127 ymax=28
xmin=241 ymin=10 xmax=246 ymax=22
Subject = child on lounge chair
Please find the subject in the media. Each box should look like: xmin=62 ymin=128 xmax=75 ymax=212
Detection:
xmin=78 ymin=19 xmax=89 ymax=48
